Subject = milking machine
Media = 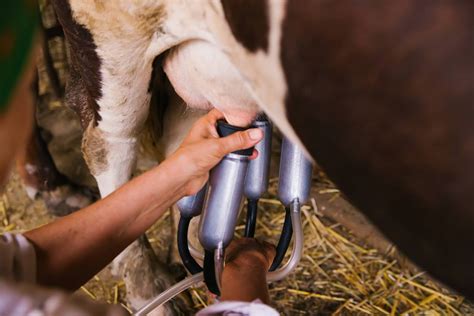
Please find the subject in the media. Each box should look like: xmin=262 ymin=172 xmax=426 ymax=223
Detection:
xmin=243 ymin=118 xmax=273 ymax=238
xmin=135 ymin=117 xmax=312 ymax=315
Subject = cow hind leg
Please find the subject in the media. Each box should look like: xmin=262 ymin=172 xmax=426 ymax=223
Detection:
xmin=82 ymin=123 xmax=181 ymax=314
xmin=17 ymin=118 xmax=94 ymax=216
xmin=52 ymin=0 xmax=187 ymax=311
xmin=153 ymin=88 xmax=207 ymax=277
xmin=80 ymin=79 xmax=192 ymax=313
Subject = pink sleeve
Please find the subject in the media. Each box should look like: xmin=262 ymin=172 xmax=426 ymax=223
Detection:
xmin=197 ymin=299 xmax=280 ymax=316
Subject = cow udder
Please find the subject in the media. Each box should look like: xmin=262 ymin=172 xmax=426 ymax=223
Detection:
xmin=163 ymin=40 xmax=259 ymax=127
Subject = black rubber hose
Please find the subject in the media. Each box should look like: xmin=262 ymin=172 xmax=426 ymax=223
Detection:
xmin=269 ymin=206 xmax=293 ymax=271
xmin=244 ymin=199 xmax=258 ymax=238
xmin=177 ymin=216 xmax=202 ymax=274
xmin=203 ymin=250 xmax=221 ymax=296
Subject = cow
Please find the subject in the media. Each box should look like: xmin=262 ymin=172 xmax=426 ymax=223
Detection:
xmin=26 ymin=0 xmax=473 ymax=313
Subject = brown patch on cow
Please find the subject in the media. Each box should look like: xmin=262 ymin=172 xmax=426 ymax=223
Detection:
xmin=221 ymin=0 xmax=269 ymax=52
xmin=65 ymin=61 xmax=96 ymax=129
xmin=52 ymin=0 xmax=102 ymax=127
xmin=81 ymin=124 xmax=108 ymax=176
xmin=281 ymin=1 xmax=474 ymax=298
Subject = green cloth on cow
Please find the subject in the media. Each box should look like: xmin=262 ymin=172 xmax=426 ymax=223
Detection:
xmin=0 ymin=0 xmax=38 ymax=113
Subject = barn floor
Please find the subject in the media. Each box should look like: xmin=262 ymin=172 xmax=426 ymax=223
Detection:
xmin=1 ymin=169 xmax=473 ymax=315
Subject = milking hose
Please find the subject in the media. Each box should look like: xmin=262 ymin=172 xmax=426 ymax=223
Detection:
xmin=134 ymin=199 xmax=304 ymax=315
xmin=269 ymin=205 xmax=293 ymax=271
xmin=134 ymin=272 xmax=204 ymax=316
xmin=177 ymin=216 xmax=202 ymax=274
xmin=267 ymin=199 xmax=303 ymax=281
xmin=244 ymin=198 xmax=258 ymax=237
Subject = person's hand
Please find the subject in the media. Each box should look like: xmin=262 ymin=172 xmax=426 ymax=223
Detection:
xmin=220 ymin=238 xmax=276 ymax=303
xmin=225 ymin=238 xmax=276 ymax=270
xmin=165 ymin=109 xmax=263 ymax=196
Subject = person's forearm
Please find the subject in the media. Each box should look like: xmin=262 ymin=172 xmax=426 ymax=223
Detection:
xmin=220 ymin=261 xmax=270 ymax=304
xmin=24 ymin=160 xmax=186 ymax=290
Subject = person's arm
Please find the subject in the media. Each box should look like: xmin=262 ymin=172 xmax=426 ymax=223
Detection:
xmin=23 ymin=110 xmax=263 ymax=290
xmin=220 ymin=238 xmax=276 ymax=304
xmin=24 ymin=160 xmax=185 ymax=290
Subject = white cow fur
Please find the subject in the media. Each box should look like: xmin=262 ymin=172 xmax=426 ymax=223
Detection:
xmin=66 ymin=0 xmax=309 ymax=312
xmin=71 ymin=0 xmax=308 ymax=190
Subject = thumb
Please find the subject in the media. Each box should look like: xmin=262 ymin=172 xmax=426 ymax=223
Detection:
xmin=216 ymin=128 xmax=263 ymax=156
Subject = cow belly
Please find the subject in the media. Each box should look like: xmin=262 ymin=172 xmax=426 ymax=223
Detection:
xmin=163 ymin=40 xmax=259 ymax=127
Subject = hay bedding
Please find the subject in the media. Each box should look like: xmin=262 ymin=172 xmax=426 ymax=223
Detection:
xmin=179 ymin=180 xmax=473 ymax=315
xmin=1 ymin=172 xmax=472 ymax=315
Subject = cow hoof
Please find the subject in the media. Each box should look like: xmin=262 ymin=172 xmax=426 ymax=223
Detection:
xmin=40 ymin=185 xmax=97 ymax=216
xmin=113 ymin=237 xmax=192 ymax=315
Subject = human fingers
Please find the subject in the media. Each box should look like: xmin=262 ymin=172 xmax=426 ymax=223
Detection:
xmin=204 ymin=108 xmax=225 ymax=124
xmin=225 ymin=238 xmax=275 ymax=268
xmin=183 ymin=109 xmax=224 ymax=144
xmin=249 ymin=149 xmax=259 ymax=160
xmin=257 ymin=240 xmax=277 ymax=267
xmin=214 ymin=128 xmax=263 ymax=158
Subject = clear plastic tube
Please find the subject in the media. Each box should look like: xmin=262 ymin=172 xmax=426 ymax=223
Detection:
xmin=135 ymin=200 xmax=303 ymax=315
xmin=267 ymin=199 xmax=303 ymax=282
xmin=134 ymin=272 xmax=204 ymax=316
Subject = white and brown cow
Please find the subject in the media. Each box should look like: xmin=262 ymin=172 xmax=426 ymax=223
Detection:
xmin=26 ymin=0 xmax=474 ymax=312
